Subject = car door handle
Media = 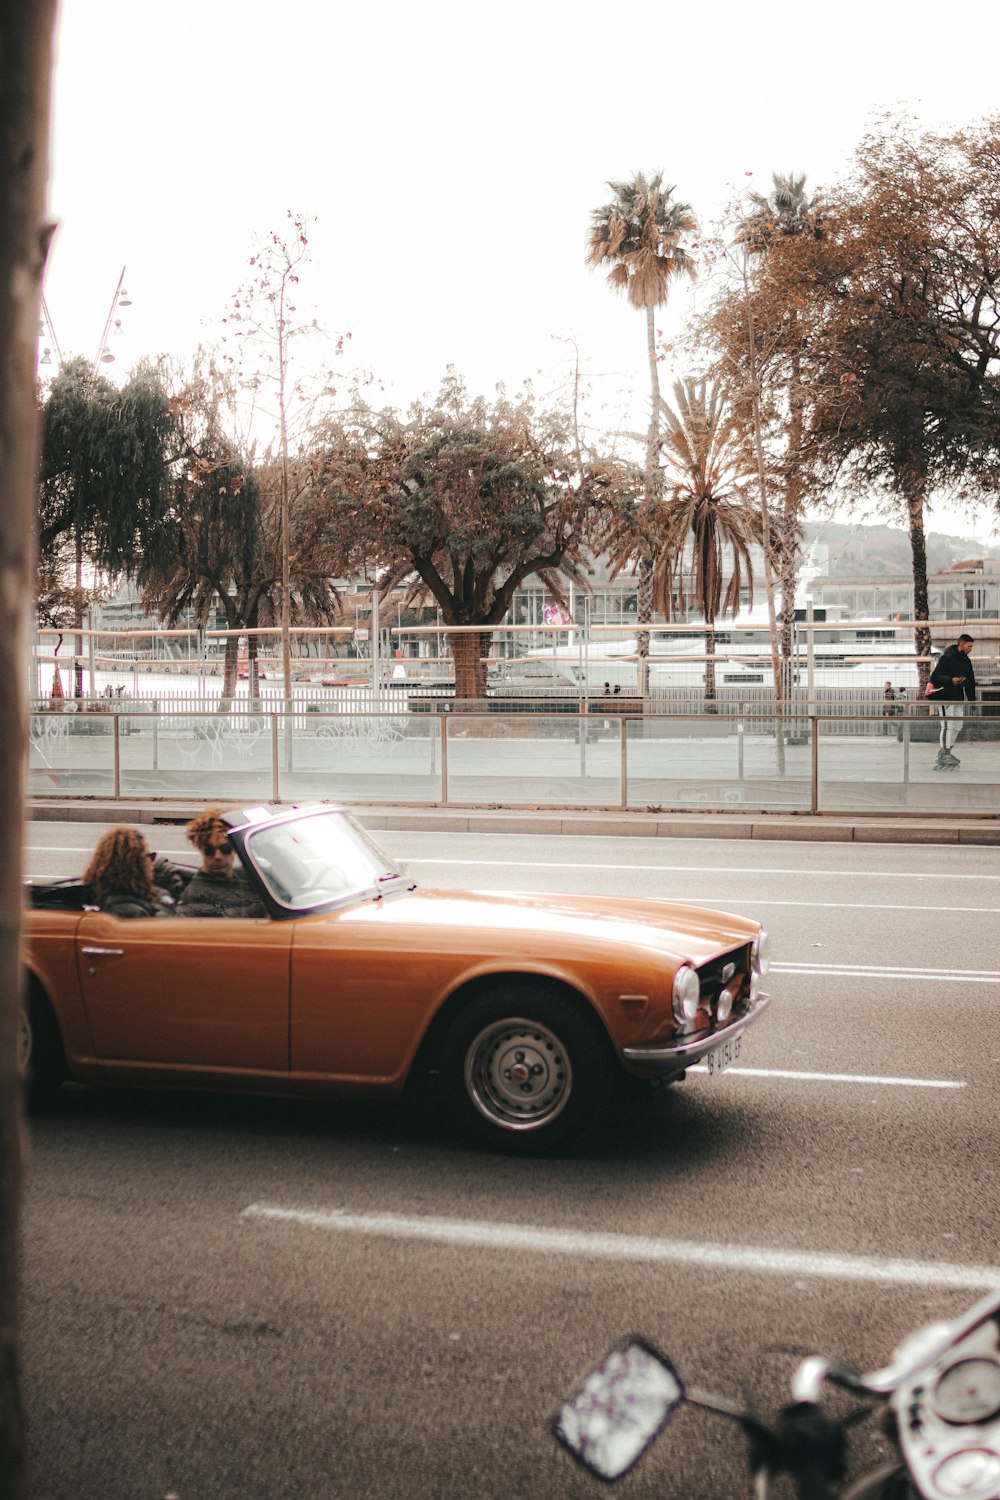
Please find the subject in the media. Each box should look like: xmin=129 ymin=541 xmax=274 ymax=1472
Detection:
xmin=81 ymin=947 xmax=124 ymax=957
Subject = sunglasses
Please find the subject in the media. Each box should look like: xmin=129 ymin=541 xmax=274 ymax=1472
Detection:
xmin=206 ymin=840 xmax=234 ymax=856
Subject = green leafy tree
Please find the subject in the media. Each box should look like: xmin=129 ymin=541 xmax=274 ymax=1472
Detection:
xmin=139 ymin=379 xmax=342 ymax=708
xmin=738 ymin=173 xmax=823 ymax=665
xmin=653 ymin=379 xmax=763 ymax=704
xmin=318 ymin=373 xmax=637 ymax=699
xmin=690 ymin=212 xmax=834 ymax=741
xmin=804 ymin=115 xmax=1000 ymax=684
xmin=220 ymin=214 xmax=353 ymax=702
xmin=603 ymin=378 xmax=762 ymax=704
xmin=587 ymin=173 xmax=697 ymax=689
xmin=37 ymin=357 xmax=178 ymax=692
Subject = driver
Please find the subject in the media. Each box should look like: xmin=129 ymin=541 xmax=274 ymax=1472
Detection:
xmin=175 ymin=807 xmax=266 ymax=919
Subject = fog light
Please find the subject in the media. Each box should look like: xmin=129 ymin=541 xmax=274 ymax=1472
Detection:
xmin=716 ymin=985 xmax=735 ymax=1024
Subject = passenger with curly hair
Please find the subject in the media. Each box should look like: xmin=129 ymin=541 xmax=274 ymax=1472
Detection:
xmin=175 ymin=807 xmax=266 ymax=919
xmin=83 ymin=827 xmax=186 ymax=919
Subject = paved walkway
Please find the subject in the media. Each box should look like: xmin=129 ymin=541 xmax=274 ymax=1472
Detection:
xmin=27 ymin=797 xmax=1000 ymax=845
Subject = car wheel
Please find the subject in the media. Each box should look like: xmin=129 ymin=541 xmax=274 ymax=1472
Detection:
xmin=20 ymin=987 xmax=66 ymax=1109
xmin=442 ymin=986 xmax=612 ymax=1154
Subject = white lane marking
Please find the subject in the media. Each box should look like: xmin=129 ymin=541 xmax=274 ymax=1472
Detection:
xmin=689 ymin=1066 xmax=964 ymax=1088
xmin=693 ymin=900 xmax=997 ymax=913
xmin=24 ymin=851 xmax=996 ymax=915
xmin=399 ymin=857 xmax=1000 ymax=884
xmin=774 ymin=962 xmax=1000 ymax=984
xmin=241 ymin=1204 xmax=1000 ymax=1291
xmin=26 ymin=847 xmax=1000 ymax=884
xmin=23 ymin=855 xmax=996 ymax=916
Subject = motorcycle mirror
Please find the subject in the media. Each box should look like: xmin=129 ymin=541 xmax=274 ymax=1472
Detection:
xmin=551 ymin=1337 xmax=685 ymax=1482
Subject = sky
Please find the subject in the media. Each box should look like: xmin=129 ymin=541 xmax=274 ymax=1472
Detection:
xmin=43 ymin=0 xmax=1000 ymax=545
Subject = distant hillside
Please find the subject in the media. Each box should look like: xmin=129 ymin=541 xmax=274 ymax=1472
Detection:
xmin=804 ymin=520 xmax=1000 ymax=577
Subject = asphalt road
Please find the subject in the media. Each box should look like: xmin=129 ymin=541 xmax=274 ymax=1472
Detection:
xmin=21 ymin=823 xmax=1000 ymax=1500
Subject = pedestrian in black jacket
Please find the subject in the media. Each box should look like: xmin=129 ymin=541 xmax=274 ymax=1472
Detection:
xmin=927 ymin=634 xmax=976 ymax=769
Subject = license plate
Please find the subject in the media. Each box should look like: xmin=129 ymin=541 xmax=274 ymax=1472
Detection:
xmin=704 ymin=1032 xmax=744 ymax=1077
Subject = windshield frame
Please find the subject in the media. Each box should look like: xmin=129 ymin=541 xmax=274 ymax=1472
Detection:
xmin=237 ymin=806 xmax=411 ymax=917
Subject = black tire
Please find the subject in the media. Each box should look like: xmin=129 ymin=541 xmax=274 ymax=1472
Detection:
xmin=20 ymin=985 xmax=66 ymax=1110
xmin=441 ymin=985 xmax=613 ymax=1154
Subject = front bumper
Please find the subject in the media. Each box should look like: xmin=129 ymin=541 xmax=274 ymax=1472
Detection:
xmin=621 ymin=992 xmax=771 ymax=1078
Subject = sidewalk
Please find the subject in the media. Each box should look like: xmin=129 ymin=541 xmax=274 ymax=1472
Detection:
xmin=27 ymin=797 xmax=1000 ymax=845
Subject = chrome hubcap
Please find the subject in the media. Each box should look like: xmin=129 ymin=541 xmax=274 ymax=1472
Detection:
xmin=465 ymin=1017 xmax=572 ymax=1132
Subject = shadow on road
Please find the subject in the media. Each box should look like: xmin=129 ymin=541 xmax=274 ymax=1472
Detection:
xmin=27 ymin=1076 xmax=734 ymax=1175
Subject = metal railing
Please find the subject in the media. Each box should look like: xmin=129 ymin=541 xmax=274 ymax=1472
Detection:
xmin=27 ymin=705 xmax=999 ymax=817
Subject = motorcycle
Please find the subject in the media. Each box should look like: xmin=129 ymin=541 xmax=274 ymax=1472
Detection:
xmin=551 ymin=1285 xmax=1000 ymax=1499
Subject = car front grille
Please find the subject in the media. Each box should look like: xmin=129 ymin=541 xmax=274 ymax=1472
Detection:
xmin=697 ymin=944 xmax=753 ymax=1026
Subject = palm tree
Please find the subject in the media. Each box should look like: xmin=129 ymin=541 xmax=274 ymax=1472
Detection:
xmin=738 ymin=173 xmax=821 ymax=678
xmin=743 ymin=172 xmax=817 ymax=247
xmin=587 ymin=172 xmax=696 ymax=691
xmin=651 ymin=378 xmax=763 ymax=706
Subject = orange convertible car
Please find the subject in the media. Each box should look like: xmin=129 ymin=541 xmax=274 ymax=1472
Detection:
xmin=22 ymin=804 xmax=771 ymax=1152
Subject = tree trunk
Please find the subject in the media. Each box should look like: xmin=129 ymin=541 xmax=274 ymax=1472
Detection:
xmin=779 ymin=340 xmax=805 ymax=664
xmin=450 ymin=631 xmax=487 ymax=701
xmin=703 ymin=621 xmax=717 ymax=710
xmin=904 ymin=471 xmax=932 ymax=691
xmin=74 ymin=527 xmax=84 ymax=697
xmin=638 ymin=302 xmax=662 ymax=699
xmin=218 ymin=634 xmax=240 ymax=713
xmin=742 ymin=276 xmax=786 ymax=770
xmin=635 ymin=556 xmax=654 ymax=696
xmin=247 ymin=633 xmax=260 ymax=705
xmin=0 ymin=7 xmax=58 ymax=1498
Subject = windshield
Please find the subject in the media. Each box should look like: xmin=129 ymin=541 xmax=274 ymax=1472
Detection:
xmin=244 ymin=810 xmax=404 ymax=910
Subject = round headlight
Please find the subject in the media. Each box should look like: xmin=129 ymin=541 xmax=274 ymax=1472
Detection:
xmin=751 ymin=929 xmax=770 ymax=975
xmin=671 ymin=964 xmax=701 ymax=1027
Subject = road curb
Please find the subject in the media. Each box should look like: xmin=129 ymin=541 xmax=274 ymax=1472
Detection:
xmin=27 ymin=799 xmax=1000 ymax=845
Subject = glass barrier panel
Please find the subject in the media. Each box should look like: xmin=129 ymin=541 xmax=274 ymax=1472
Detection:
xmin=817 ymin=711 xmax=1000 ymax=814
xmin=29 ymin=709 xmax=117 ymax=796
xmin=445 ymin=712 xmax=622 ymax=807
xmin=117 ymin=710 xmax=272 ymax=800
xmin=285 ymin=710 xmax=441 ymax=803
xmin=625 ymin=713 xmax=813 ymax=812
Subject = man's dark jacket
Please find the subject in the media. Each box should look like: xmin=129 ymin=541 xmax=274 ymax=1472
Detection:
xmin=929 ymin=644 xmax=977 ymax=703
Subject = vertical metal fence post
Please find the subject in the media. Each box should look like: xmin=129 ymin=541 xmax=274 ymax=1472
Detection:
xmin=810 ymin=716 xmax=819 ymax=813
xmin=440 ymin=713 xmax=448 ymax=804
xmin=579 ymin=699 xmax=587 ymax=778
xmin=113 ymin=714 xmax=121 ymax=798
xmin=620 ymin=718 xmax=627 ymax=809
xmin=152 ymin=709 xmax=159 ymax=771
xmin=902 ymin=714 xmax=910 ymax=787
xmin=271 ymin=712 xmax=280 ymax=802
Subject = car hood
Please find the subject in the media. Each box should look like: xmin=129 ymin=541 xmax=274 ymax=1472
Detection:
xmin=342 ymin=885 xmax=758 ymax=966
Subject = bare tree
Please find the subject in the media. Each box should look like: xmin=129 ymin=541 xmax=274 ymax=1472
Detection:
xmin=0 ymin=5 xmax=58 ymax=1494
xmin=221 ymin=214 xmax=349 ymax=704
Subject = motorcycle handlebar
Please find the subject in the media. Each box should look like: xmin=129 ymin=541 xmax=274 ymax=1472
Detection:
xmin=793 ymin=1285 xmax=1000 ymax=1403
